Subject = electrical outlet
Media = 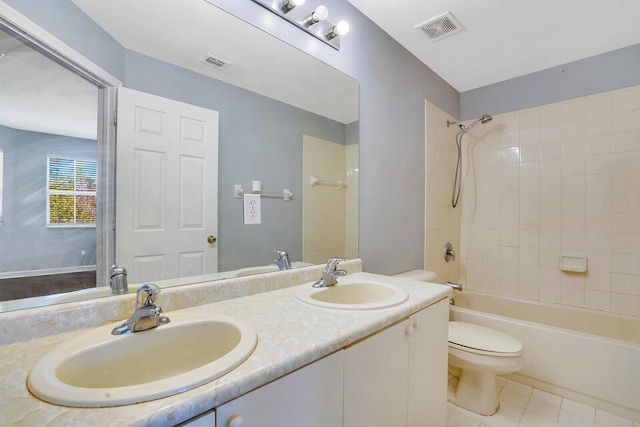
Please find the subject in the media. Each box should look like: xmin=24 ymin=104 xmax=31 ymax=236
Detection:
xmin=243 ymin=194 xmax=261 ymax=224
xmin=80 ymin=250 xmax=86 ymax=258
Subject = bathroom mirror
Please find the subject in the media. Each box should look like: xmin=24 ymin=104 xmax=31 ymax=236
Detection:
xmin=0 ymin=0 xmax=358 ymax=312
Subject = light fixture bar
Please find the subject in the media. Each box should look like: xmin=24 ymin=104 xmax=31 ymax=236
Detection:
xmin=250 ymin=0 xmax=348 ymax=50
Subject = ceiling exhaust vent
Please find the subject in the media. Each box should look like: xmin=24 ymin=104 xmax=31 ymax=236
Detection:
xmin=200 ymin=54 xmax=231 ymax=71
xmin=416 ymin=12 xmax=464 ymax=41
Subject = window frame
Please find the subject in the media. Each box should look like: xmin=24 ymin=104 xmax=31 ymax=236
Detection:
xmin=46 ymin=156 xmax=97 ymax=228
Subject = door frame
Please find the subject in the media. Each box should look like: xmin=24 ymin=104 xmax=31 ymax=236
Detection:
xmin=0 ymin=1 xmax=122 ymax=286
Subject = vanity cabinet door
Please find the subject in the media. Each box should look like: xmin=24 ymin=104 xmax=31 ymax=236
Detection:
xmin=343 ymin=318 xmax=411 ymax=427
xmin=215 ymin=350 xmax=343 ymax=427
xmin=407 ymin=299 xmax=449 ymax=427
xmin=178 ymin=410 xmax=215 ymax=426
xmin=343 ymin=298 xmax=449 ymax=427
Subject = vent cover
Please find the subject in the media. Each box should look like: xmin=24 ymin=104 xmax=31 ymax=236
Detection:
xmin=200 ymin=54 xmax=231 ymax=70
xmin=416 ymin=12 xmax=464 ymax=41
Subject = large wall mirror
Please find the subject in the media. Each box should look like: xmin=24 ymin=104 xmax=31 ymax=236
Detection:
xmin=0 ymin=0 xmax=358 ymax=312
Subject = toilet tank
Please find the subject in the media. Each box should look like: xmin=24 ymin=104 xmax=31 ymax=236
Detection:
xmin=393 ymin=269 xmax=437 ymax=282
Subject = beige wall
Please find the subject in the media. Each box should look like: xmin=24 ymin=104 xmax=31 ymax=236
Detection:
xmin=425 ymin=102 xmax=461 ymax=283
xmin=458 ymin=84 xmax=640 ymax=317
xmin=303 ymin=136 xmax=358 ymax=263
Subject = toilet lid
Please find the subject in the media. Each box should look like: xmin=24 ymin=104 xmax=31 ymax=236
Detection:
xmin=449 ymin=322 xmax=523 ymax=355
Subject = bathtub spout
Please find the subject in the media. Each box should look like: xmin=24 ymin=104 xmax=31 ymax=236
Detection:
xmin=446 ymin=281 xmax=463 ymax=291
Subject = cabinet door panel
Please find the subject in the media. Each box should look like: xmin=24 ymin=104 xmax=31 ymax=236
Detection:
xmin=344 ymin=319 xmax=410 ymax=427
xmin=216 ymin=351 xmax=343 ymax=427
xmin=408 ymin=299 xmax=449 ymax=427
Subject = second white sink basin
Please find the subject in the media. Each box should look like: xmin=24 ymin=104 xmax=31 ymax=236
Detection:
xmin=27 ymin=311 xmax=257 ymax=407
xmin=294 ymin=278 xmax=408 ymax=310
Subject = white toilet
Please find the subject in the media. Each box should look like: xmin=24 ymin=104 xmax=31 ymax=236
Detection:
xmin=448 ymin=321 xmax=523 ymax=415
xmin=394 ymin=270 xmax=524 ymax=416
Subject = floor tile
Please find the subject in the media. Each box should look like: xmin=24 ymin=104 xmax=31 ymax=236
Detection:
xmin=595 ymin=409 xmax=634 ymax=427
xmin=557 ymin=409 xmax=596 ymax=427
xmin=448 ymin=378 xmax=637 ymax=427
xmin=561 ymin=398 xmax=596 ymax=420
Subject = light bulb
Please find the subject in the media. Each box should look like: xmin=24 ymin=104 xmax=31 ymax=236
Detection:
xmin=281 ymin=0 xmax=305 ymax=13
xmin=335 ymin=20 xmax=349 ymax=35
xmin=313 ymin=5 xmax=329 ymax=22
xmin=303 ymin=5 xmax=328 ymax=26
xmin=326 ymin=20 xmax=350 ymax=40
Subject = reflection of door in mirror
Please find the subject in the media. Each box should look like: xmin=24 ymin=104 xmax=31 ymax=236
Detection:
xmin=0 ymin=28 xmax=100 ymax=301
xmin=116 ymin=88 xmax=219 ymax=283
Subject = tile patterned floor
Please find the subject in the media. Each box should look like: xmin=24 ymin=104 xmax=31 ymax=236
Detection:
xmin=447 ymin=377 xmax=639 ymax=427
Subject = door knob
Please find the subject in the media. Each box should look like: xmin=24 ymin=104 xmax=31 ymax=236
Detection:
xmin=207 ymin=235 xmax=217 ymax=244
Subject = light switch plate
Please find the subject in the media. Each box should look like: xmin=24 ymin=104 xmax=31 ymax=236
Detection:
xmin=243 ymin=193 xmax=261 ymax=224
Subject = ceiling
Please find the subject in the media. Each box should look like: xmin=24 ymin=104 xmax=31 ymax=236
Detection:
xmin=0 ymin=29 xmax=97 ymax=139
xmin=346 ymin=0 xmax=640 ymax=92
xmin=4 ymin=0 xmax=639 ymax=139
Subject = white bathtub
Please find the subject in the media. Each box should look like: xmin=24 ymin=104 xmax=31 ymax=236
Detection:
xmin=449 ymin=291 xmax=640 ymax=422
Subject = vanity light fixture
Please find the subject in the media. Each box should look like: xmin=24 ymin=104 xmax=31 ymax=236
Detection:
xmin=281 ymin=0 xmax=305 ymax=13
xmin=302 ymin=5 xmax=328 ymax=27
xmin=250 ymin=0 xmax=349 ymax=50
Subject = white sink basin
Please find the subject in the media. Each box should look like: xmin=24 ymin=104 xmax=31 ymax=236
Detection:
xmin=294 ymin=278 xmax=408 ymax=310
xmin=28 ymin=311 xmax=257 ymax=407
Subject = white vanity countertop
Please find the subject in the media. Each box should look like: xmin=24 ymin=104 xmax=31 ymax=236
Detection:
xmin=0 ymin=271 xmax=450 ymax=427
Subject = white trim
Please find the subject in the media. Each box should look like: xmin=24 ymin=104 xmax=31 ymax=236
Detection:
xmin=0 ymin=1 xmax=121 ymax=286
xmin=0 ymin=2 xmax=121 ymax=88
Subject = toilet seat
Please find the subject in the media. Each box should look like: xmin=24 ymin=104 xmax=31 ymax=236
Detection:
xmin=449 ymin=321 xmax=523 ymax=357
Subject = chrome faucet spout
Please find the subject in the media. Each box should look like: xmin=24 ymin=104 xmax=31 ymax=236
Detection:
xmin=273 ymin=249 xmax=292 ymax=271
xmin=312 ymin=257 xmax=347 ymax=288
xmin=110 ymin=265 xmax=129 ymax=295
xmin=111 ymin=283 xmax=170 ymax=335
xmin=445 ymin=281 xmax=463 ymax=291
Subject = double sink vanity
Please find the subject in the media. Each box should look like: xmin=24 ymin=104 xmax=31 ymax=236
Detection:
xmin=0 ymin=259 xmax=451 ymax=426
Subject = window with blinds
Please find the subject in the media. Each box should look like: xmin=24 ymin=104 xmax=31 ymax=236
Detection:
xmin=46 ymin=157 xmax=97 ymax=226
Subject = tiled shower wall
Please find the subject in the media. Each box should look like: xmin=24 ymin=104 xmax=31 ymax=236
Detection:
xmin=303 ymin=135 xmax=358 ymax=263
xmin=458 ymin=84 xmax=640 ymax=317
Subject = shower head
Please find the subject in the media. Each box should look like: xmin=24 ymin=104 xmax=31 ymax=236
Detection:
xmin=480 ymin=114 xmax=493 ymax=124
xmin=450 ymin=113 xmax=493 ymax=134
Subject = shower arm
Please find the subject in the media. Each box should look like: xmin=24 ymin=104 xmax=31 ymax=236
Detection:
xmin=447 ymin=117 xmax=481 ymax=134
xmin=447 ymin=114 xmax=492 ymax=134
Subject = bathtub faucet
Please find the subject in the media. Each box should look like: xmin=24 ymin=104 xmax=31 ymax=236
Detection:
xmin=445 ymin=281 xmax=463 ymax=291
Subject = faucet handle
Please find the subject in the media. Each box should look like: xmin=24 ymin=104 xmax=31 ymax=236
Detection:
xmin=324 ymin=257 xmax=346 ymax=274
xmin=136 ymin=283 xmax=160 ymax=307
xmin=274 ymin=249 xmax=288 ymax=258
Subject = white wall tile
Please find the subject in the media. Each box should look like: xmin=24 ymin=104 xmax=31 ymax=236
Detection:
xmin=455 ymin=85 xmax=640 ymax=317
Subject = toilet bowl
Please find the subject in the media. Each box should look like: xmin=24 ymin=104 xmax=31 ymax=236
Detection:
xmin=393 ymin=270 xmax=524 ymax=416
xmin=448 ymin=321 xmax=523 ymax=415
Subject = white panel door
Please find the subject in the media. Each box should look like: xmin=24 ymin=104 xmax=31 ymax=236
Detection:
xmin=116 ymin=87 xmax=218 ymax=283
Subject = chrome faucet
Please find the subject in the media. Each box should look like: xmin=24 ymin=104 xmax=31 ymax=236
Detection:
xmin=445 ymin=281 xmax=463 ymax=291
xmin=111 ymin=283 xmax=170 ymax=335
xmin=312 ymin=257 xmax=347 ymax=288
xmin=274 ymin=249 xmax=292 ymax=271
xmin=110 ymin=265 xmax=129 ymax=295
